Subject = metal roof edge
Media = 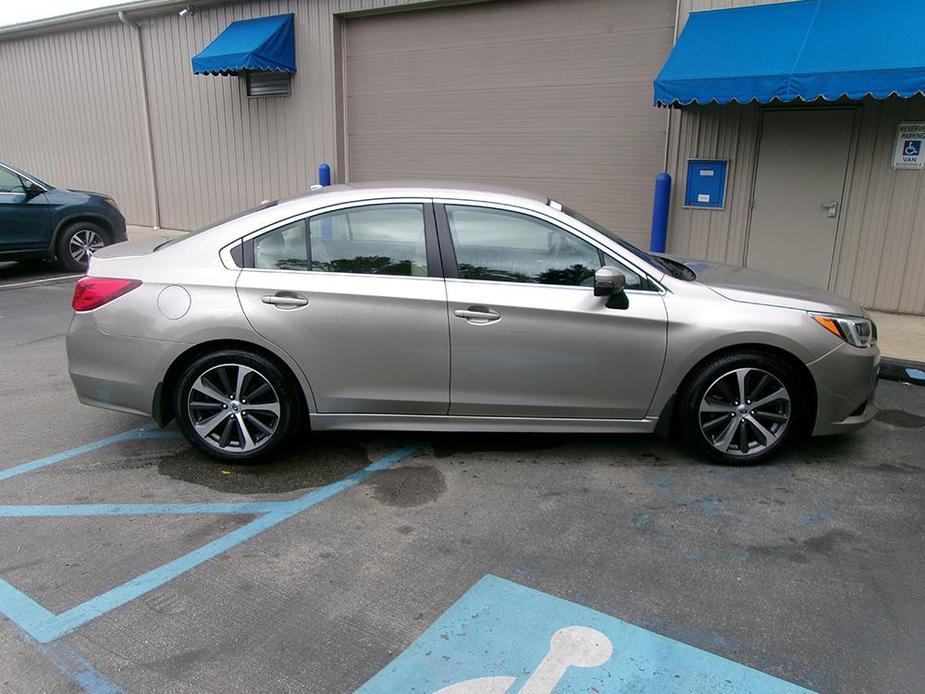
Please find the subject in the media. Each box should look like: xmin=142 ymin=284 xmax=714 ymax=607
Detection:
xmin=0 ymin=0 xmax=224 ymax=40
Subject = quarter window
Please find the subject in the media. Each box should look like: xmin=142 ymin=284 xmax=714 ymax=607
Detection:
xmin=253 ymin=204 xmax=428 ymax=277
xmin=445 ymin=205 xmax=644 ymax=288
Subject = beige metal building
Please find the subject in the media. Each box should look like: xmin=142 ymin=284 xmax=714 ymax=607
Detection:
xmin=1 ymin=0 xmax=923 ymax=314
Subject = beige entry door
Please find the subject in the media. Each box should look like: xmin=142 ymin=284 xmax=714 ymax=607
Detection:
xmin=746 ymin=109 xmax=854 ymax=288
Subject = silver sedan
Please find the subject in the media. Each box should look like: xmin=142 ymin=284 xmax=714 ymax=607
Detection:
xmin=66 ymin=184 xmax=879 ymax=464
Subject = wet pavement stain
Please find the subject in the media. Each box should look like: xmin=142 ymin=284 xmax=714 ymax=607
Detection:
xmin=363 ymin=465 xmax=446 ymax=507
xmin=153 ymin=435 xmax=371 ymax=494
xmin=875 ymin=408 xmax=925 ymax=428
xmin=428 ymin=432 xmax=563 ymax=458
xmin=748 ymin=528 xmax=854 ymax=564
xmin=871 ymin=461 xmax=924 ymax=474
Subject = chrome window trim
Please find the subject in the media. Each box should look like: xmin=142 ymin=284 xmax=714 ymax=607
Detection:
xmin=435 ymin=197 xmax=663 ymax=292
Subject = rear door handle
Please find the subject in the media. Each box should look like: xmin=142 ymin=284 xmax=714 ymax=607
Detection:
xmin=262 ymin=294 xmax=309 ymax=308
xmin=454 ymin=307 xmax=501 ymax=324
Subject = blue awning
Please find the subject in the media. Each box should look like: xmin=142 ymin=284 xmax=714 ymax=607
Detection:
xmin=654 ymin=0 xmax=925 ymax=106
xmin=192 ymin=13 xmax=295 ymax=76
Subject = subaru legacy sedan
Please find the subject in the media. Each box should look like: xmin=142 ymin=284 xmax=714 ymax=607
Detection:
xmin=66 ymin=184 xmax=879 ymax=464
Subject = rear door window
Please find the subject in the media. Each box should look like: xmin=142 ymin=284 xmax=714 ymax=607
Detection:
xmin=252 ymin=203 xmax=429 ymax=277
xmin=308 ymin=204 xmax=428 ymax=276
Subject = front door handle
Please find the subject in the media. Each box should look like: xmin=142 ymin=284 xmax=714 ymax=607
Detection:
xmin=454 ymin=307 xmax=501 ymax=324
xmin=262 ymin=294 xmax=309 ymax=308
xmin=822 ymin=201 xmax=839 ymax=218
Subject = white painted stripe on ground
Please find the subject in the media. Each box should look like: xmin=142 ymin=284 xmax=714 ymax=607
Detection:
xmin=0 ymin=274 xmax=82 ymax=289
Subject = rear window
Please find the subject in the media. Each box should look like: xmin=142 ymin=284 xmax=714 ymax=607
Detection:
xmin=155 ymin=200 xmax=279 ymax=251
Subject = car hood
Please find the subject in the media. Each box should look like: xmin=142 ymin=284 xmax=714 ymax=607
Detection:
xmin=674 ymin=257 xmax=865 ymax=315
xmin=63 ymin=187 xmax=109 ymax=198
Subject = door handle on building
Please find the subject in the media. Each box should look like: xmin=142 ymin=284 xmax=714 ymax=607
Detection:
xmin=821 ymin=201 xmax=839 ymax=218
xmin=262 ymin=294 xmax=309 ymax=308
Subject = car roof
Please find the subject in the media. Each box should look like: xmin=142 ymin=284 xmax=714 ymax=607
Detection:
xmin=274 ymin=181 xmax=548 ymax=210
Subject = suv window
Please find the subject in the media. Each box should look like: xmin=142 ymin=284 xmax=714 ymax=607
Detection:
xmin=0 ymin=167 xmax=24 ymax=194
xmin=253 ymin=204 xmax=429 ymax=277
xmin=445 ymin=205 xmax=644 ymax=288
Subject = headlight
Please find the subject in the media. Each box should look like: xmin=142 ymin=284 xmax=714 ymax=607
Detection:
xmin=103 ymin=197 xmax=120 ymax=211
xmin=811 ymin=313 xmax=876 ymax=348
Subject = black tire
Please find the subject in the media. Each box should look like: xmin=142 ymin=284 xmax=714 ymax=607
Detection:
xmin=676 ymin=350 xmax=807 ymax=465
xmin=56 ymin=221 xmax=109 ymax=272
xmin=174 ymin=350 xmax=302 ymax=463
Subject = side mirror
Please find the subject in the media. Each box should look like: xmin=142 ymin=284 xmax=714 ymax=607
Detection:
xmin=24 ymin=182 xmax=44 ymax=199
xmin=594 ymin=266 xmax=626 ymax=297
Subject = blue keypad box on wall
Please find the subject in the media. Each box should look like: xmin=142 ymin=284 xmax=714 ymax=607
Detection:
xmin=684 ymin=159 xmax=728 ymax=209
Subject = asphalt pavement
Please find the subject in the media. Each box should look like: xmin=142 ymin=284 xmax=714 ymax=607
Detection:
xmin=1 ymin=265 xmax=923 ymax=694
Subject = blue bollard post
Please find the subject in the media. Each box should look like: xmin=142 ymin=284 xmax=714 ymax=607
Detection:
xmin=649 ymin=172 xmax=671 ymax=253
xmin=317 ymin=163 xmax=333 ymax=241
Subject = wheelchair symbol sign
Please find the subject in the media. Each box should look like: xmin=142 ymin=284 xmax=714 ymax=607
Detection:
xmin=893 ymin=123 xmax=925 ymax=169
xmin=357 ymin=575 xmax=815 ymax=693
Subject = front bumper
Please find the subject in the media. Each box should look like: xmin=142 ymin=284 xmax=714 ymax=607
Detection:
xmin=66 ymin=312 xmax=187 ymax=417
xmin=807 ymin=342 xmax=880 ymax=436
xmin=110 ymin=210 xmax=128 ymax=242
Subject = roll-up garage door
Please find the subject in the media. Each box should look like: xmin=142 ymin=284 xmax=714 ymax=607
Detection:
xmin=343 ymin=0 xmax=675 ymax=248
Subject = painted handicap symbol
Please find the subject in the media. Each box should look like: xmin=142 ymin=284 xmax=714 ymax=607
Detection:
xmin=435 ymin=626 xmax=613 ymax=694
xmin=358 ymin=575 xmax=816 ymax=693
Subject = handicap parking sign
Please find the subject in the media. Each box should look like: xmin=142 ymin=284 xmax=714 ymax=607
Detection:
xmin=893 ymin=123 xmax=925 ymax=169
xmin=358 ymin=575 xmax=814 ymax=693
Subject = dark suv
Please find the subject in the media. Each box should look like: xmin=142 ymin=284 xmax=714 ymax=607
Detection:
xmin=0 ymin=161 xmax=127 ymax=272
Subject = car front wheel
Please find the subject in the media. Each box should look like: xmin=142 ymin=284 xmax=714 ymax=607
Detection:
xmin=57 ymin=221 xmax=108 ymax=272
xmin=677 ymin=351 xmax=806 ymax=464
xmin=174 ymin=350 xmax=301 ymax=463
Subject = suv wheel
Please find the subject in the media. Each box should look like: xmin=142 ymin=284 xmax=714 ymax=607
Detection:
xmin=677 ymin=351 xmax=806 ymax=464
xmin=57 ymin=221 xmax=108 ymax=272
xmin=174 ymin=350 xmax=301 ymax=463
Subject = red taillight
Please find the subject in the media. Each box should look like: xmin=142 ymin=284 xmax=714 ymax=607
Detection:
xmin=72 ymin=277 xmax=142 ymax=312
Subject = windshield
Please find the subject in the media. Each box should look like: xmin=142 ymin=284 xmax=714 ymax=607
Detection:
xmin=560 ymin=204 xmax=695 ymax=281
xmin=2 ymin=162 xmax=51 ymax=189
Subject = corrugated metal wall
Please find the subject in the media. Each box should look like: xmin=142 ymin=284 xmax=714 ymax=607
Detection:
xmin=666 ymin=0 xmax=925 ymax=314
xmin=0 ymin=22 xmax=156 ymax=225
xmin=832 ymin=97 xmax=925 ymax=314
xmin=0 ymin=0 xmax=425 ymax=231
xmin=138 ymin=0 xmax=416 ymax=231
xmin=2 ymin=0 xmax=924 ymax=313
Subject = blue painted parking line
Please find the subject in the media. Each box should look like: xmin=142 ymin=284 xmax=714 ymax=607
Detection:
xmin=0 ymin=501 xmax=285 ymax=517
xmin=0 ymin=424 xmax=181 ymax=483
xmin=18 ymin=623 xmax=124 ymax=694
xmin=0 ymin=425 xmax=421 ymax=643
xmin=358 ymin=575 xmax=814 ymax=694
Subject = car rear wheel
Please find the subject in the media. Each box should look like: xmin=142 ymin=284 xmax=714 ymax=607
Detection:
xmin=174 ymin=350 xmax=301 ymax=463
xmin=677 ymin=351 xmax=806 ymax=464
xmin=57 ymin=221 xmax=108 ymax=272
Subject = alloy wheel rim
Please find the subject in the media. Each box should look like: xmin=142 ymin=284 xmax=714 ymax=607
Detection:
xmin=187 ymin=363 xmax=281 ymax=453
xmin=69 ymin=229 xmax=105 ymax=264
xmin=698 ymin=367 xmax=791 ymax=457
